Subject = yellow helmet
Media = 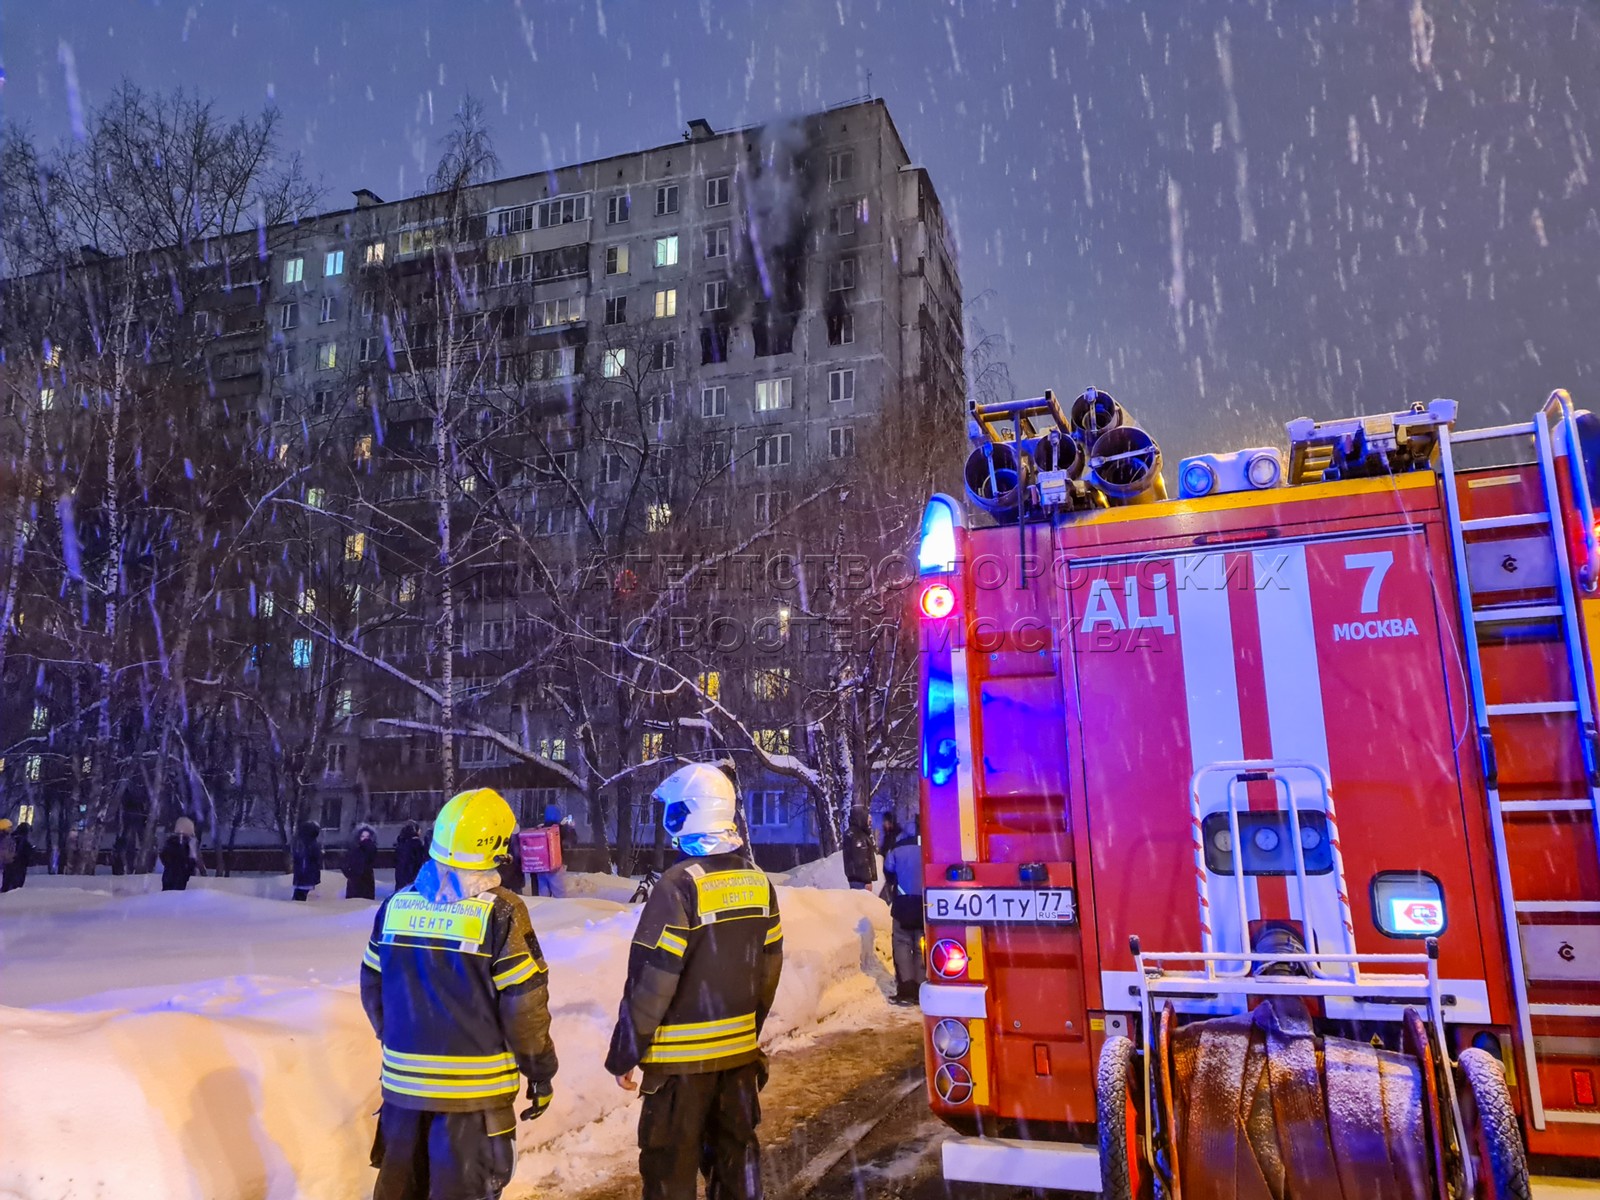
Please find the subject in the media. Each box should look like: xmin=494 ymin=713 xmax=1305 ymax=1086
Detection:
xmin=429 ymin=788 xmax=518 ymax=870
xmin=0 ymin=818 xmax=11 ymax=833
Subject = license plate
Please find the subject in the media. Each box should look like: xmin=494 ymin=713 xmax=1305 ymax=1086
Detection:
xmin=924 ymin=887 xmax=1077 ymax=924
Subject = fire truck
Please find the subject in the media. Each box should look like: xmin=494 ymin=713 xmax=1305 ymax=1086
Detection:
xmin=913 ymin=388 xmax=1600 ymax=1197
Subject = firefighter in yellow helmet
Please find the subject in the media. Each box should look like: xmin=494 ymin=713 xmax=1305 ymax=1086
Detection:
xmin=360 ymin=788 xmax=558 ymax=1200
xmin=606 ymin=764 xmax=783 ymax=1200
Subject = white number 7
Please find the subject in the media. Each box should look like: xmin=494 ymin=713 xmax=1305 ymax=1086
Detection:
xmin=1344 ymin=551 xmax=1394 ymax=614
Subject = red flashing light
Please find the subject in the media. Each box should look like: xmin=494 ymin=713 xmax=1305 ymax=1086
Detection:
xmin=1576 ymin=1068 xmax=1597 ymax=1108
xmin=920 ymin=583 xmax=956 ymax=620
xmin=930 ymin=938 xmax=969 ymax=979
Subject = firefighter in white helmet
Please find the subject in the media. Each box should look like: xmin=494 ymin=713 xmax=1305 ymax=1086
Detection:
xmin=606 ymin=763 xmax=784 ymax=1200
xmin=360 ymin=788 xmax=558 ymax=1200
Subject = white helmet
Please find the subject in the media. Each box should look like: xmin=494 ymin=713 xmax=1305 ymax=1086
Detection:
xmin=655 ymin=764 xmax=738 ymax=843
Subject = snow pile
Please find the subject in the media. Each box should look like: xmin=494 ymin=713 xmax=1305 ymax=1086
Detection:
xmin=0 ymin=868 xmax=891 ymax=1200
xmin=771 ymin=849 xmax=874 ymax=890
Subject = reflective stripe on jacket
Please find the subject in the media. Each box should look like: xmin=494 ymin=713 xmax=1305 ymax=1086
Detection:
xmin=605 ymin=852 xmax=783 ymax=1079
xmin=359 ymin=879 xmax=558 ymax=1111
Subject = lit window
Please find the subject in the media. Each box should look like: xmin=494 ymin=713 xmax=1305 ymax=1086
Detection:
xmin=25 ymin=755 xmax=42 ymax=782
xmin=647 ymin=502 xmax=672 ymax=532
xmin=38 ymin=387 xmax=57 ymax=411
xmin=398 ymin=575 xmax=417 ymax=604
xmin=325 ymin=249 xmax=345 ymax=277
xmin=354 ymin=434 xmax=374 ymax=463
xmin=701 ymin=386 xmax=727 ymax=417
xmin=654 ymin=235 xmax=679 ymax=267
xmin=273 ymin=442 xmax=290 ymax=464
xmin=829 ymin=368 xmax=856 ymax=402
xmin=344 ymin=533 xmax=366 ymax=561
xmin=298 ymin=587 xmax=317 ymax=616
xmin=705 ymin=176 xmax=731 ymax=207
xmin=292 ymin=638 xmax=313 ymax=668
xmin=31 ymin=703 xmax=48 ymax=731
xmin=306 ymin=487 xmax=326 ymax=509
xmin=45 ymin=344 xmax=62 ymax=367
xmin=606 ymin=244 xmax=630 ymax=276
xmin=655 ymin=288 xmax=677 ymax=319
xmin=751 ymin=667 xmax=792 ymax=700
xmin=755 ymin=377 xmax=793 ymax=411
xmin=754 ymin=727 xmax=791 ymax=755
xmin=284 ymin=256 xmax=304 ymax=284
xmin=777 ymin=606 xmax=791 ymax=637
xmin=641 ymin=731 xmax=665 ymax=761
xmin=335 ymin=687 xmax=354 ymax=720
xmin=318 ymin=342 xmax=338 ymax=370
xmin=363 ymin=241 xmax=385 ymax=265
xmin=603 ymin=348 xmax=628 ymax=378
xmin=697 ymin=671 xmax=721 ymax=701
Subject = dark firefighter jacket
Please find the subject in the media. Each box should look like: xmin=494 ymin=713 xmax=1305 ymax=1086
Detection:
xmin=359 ymin=860 xmax=558 ymax=1112
xmin=605 ymin=852 xmax=783 ymax=1081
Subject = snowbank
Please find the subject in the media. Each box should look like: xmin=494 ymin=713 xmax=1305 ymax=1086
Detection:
xmin=0 ymin=866 xmax=892 ymax=1200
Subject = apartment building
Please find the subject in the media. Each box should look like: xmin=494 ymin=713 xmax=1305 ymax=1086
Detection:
xmin=1 ymin=98 xmax=961 ymax=858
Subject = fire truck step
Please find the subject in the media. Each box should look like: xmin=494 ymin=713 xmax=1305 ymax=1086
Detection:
xmin=1527 ymin=1002 xmax=1600 ymax=1018
xmin=1499 ymin=798 xmax=1596 ymax=813
xmin=1461 ymin=513 xmax=1553 ymax=532
xmin=1447 ymin=421 xmax=1538 ymax=444
xmin=1487 ymin=701 xmax=1579 ymax=715
xmin=1543 ymin=1109 xmax=1600 ymax=1125
xmin=1515 ymin=901 xmax=1600 ymax=914
xmin=1473 ymin=604 xmax=1566 ymax=623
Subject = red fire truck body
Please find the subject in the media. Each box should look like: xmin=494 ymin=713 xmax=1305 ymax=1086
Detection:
xmin=915 ymin=398 xmax=1600 ymax=1192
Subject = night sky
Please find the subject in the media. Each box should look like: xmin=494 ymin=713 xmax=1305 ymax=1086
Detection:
xmin=4 ymin=0 xmax=1598 ymax=461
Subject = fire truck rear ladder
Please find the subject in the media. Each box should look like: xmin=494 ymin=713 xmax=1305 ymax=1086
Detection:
xmin=1437 ymin=390 xmax=1600 ymax=1130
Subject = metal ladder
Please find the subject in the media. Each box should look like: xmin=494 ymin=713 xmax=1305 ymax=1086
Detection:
xmin=1436 ymin=389 xmax=1600 ymax=1129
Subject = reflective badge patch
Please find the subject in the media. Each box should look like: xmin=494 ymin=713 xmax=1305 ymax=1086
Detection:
xmin=382 ymin=894 xmax=492 ymax=948
xmin=695 ymin=870 xmax=769 ymax=918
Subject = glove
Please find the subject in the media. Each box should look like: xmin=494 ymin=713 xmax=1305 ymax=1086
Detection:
xmin=520 ymin=1080 xmax=552 ymax=1121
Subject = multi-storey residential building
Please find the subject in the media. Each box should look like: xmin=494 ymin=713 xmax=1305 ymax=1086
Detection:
xmin=1 ymin=98 xmax=962 ymax=864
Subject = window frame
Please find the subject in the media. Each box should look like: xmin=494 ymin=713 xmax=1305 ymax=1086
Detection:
xmin=655 ymin=184 xmax=680 ymax=216
xmin=705 ymin=175 xmax=731 ymax=207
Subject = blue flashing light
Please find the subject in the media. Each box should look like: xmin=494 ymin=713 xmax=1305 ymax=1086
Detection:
xmin=918 ymin=497 xmax=959 ymax=575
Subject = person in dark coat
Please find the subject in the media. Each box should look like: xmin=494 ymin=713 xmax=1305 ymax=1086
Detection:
xmin=344 ymin=824 xmax=378 ymax=900
xmin=160 ymin=816 xmax=203 ymax=891
xmin=3 ymin=822 xmax=36 ymax=892
xmin=499 ymin=837 xmax=528 ymax=895
xmin=392 ymin=821 xmax=426 ymax=893
xmin=879 ymin=809 xmax=901 ymax=856
xmin=842 ymin=808 xmax=878 ymax=891
xmin=291 ymin=820 xmax=323 ymax=901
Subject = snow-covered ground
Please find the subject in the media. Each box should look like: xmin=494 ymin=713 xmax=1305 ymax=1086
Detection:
xmin=0 ymin=858 xmax=894 ymax=1200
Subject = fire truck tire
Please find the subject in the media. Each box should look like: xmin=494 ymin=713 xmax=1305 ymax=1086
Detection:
xmin=1457 ymin=1048 xmax=1530 ymax=1200
xmin=1096 ymin=1035 xmax=1152 ymax=1200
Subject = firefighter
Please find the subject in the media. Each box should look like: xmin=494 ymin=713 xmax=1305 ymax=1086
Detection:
xmin=360 ymin=788 xmax=558 ymax=1200
xmin=605 ymin=764 xmax=783 ymax=1200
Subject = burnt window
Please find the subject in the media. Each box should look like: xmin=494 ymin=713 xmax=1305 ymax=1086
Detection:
xmin=700 ymin=322 xmax=732 ymax=365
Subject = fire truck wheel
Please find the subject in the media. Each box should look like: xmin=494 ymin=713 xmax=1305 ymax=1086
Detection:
xmin=1457 ymin=1048 xmax=1531 ymax=1200
xmin=1097 ymin=1035 xmax=1153 ymax=1200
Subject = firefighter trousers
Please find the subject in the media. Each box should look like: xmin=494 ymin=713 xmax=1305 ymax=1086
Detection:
xmin=371 ymin=1102 xmax=516 ymax=1200
xmin=638 ymin=1061 xmax=764 ymax=1200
